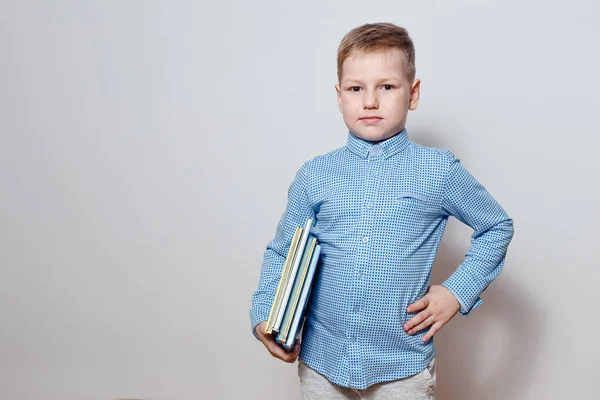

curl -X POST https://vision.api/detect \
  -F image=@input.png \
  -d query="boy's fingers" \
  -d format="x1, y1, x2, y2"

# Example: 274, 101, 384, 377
259, 331, 301, 362
407, 315, 435, 335
404, 309, 431, 331
269, 345, 286, 359
267, 340, 295, 362
422, 322, 442, 342
288, 343, 301, 363
407, 296, 429, 312
277, 342, 301, 363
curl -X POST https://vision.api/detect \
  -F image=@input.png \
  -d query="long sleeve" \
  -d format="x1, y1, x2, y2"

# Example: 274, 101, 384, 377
440, 151, 514, 316
249, 163, 315, 340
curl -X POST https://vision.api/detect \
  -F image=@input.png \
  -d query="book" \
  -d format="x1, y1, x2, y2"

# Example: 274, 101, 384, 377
273, 217, 314, 332
276, 235, 317, 346
264, 226, 302, 335
282, 242, 321, 351
263, 217, 321, 351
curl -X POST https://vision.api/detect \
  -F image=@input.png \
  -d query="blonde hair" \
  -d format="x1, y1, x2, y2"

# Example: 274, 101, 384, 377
337, 22, 416, 84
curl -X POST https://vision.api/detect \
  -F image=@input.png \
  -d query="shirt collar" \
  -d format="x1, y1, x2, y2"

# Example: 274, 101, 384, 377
346, 128, 410, 159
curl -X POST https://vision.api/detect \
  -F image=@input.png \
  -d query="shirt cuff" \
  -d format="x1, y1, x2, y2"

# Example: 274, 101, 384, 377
441, 267, 485, 316
250, 305, 270, 341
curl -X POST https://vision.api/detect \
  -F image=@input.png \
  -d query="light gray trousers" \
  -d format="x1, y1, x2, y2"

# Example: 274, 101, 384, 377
297, 357, 436, 400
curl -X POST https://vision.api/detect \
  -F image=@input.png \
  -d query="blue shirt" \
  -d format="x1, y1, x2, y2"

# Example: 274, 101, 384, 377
250, 128, 514, 390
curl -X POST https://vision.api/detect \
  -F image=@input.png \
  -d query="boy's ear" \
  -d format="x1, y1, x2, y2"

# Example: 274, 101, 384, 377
409, 79, 421, 111
335, 84, 343, 113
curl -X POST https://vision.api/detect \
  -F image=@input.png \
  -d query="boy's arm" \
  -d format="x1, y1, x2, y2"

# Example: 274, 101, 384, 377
250, 162, 315, 340
439, 151, 515, 316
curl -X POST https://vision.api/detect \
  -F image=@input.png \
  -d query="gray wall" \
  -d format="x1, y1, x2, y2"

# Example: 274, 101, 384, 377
1, 1, 598, 399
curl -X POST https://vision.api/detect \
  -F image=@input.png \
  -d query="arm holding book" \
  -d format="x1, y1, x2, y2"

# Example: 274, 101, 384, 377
250, 163, 315, 360
254, 321, 300, 363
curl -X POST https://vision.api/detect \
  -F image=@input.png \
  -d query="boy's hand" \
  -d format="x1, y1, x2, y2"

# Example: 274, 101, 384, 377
254, 321, 301, 363
403, 285, 461, 342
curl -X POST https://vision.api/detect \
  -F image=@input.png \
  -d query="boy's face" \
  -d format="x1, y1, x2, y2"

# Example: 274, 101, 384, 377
335, 48, 420, 142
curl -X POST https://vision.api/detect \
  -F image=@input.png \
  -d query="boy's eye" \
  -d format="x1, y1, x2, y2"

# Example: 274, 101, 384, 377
348, 85, 395, 91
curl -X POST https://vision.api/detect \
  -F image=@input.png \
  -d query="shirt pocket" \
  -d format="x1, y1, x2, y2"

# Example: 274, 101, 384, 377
396, 191, 428, 205
393, 191, 432, 238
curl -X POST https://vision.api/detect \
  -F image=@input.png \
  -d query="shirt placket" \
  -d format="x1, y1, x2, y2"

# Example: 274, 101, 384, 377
348, 144, 382, 388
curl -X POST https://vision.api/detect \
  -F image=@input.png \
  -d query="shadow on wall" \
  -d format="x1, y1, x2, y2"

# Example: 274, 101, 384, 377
430, 239, 541, 400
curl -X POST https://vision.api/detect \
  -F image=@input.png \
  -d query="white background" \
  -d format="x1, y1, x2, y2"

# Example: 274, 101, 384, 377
1, 1, 599, 399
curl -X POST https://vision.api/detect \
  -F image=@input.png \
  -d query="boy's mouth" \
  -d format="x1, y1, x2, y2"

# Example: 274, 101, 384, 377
360, 117, 383, 124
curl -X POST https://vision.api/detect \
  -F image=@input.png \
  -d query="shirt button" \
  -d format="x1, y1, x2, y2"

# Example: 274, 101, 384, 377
354, 305, 360, 312
362, 237, 369, 242
366, 203, 372, 208
357, 272, 362, 279
351, 336, 357, 343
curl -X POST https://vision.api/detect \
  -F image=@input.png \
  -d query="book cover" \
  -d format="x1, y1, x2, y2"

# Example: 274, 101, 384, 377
265, 226, 302, 334
277, 236, 317, 345
273, 217, 314, 332
283, 243, 321, 351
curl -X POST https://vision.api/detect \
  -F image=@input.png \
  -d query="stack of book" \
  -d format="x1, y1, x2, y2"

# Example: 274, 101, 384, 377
263, 217, 321, 352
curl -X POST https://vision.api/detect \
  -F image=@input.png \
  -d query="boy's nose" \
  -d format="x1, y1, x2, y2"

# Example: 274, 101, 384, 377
363, 98, 379, 109
363, 92, 379, 109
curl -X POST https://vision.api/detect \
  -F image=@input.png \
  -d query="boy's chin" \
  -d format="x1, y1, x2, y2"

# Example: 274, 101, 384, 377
351, 129, 395, 143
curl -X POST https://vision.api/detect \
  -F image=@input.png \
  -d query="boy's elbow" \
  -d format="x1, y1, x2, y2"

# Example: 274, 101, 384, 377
507, 217, 514, 235
482, 216, 514, 245
501, 217, 514, 243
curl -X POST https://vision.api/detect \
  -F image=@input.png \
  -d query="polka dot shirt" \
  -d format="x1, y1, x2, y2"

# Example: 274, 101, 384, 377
250, 128, 514, 390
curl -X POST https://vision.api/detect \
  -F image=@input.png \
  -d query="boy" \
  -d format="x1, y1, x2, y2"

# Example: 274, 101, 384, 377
250, 22, 514, 399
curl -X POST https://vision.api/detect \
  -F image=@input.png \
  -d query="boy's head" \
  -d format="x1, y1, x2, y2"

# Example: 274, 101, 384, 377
335, 23, 420, 143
